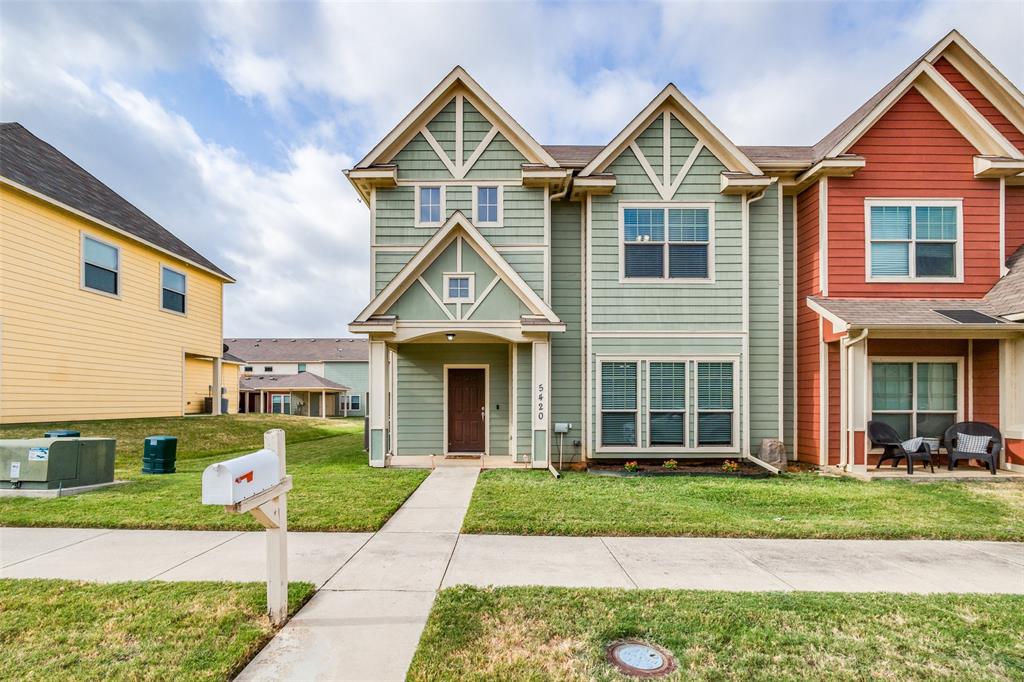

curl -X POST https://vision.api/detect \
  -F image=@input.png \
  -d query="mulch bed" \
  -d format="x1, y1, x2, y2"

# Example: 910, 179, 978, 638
588, 459, 773, 478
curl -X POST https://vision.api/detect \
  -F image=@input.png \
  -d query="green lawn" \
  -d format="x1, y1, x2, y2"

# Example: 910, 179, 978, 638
0, 413, 350, 467
0, 418, 429, 531
409, 586, 1024, 681
462, 470, 1024, 540
0, 579, 313, 681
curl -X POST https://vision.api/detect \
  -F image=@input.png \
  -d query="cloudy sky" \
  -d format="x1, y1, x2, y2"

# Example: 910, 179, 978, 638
2, 1, 1021, 337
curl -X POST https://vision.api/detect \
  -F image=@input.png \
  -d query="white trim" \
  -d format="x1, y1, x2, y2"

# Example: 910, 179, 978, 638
864, 198, 965, 283
968, 338, 974, 420
819, 328, 828, 466
80, 231, 121, 299
668, 142, 704, 199
471, 184, 504, 227
805, 298, 850, 334
159, 263, 188, 316
463, 276, 499, 319
579, 85, 761, 176
369, 187, 378, 290
413, 184, 446, 228
462, 126, 500, 177
510, 342, 518, 459
867, 357, 965, 444
584, 195, 593, 458
590, 331, 744, 338
792, 194, 799, 459
417, 276, 456, 320
777, 181, 785, 441
5, 178, 232, 283
371, 245, 422, 252
419, 125, 458, 176
442, 272, 476, 304
934, 32, 1024, 136
455, 94, 464, 174
818, 178, 828, 297
617, 201, 716, 284
395, 177, 520, 187
443, 363, 490, 455
543, 185, 551, 304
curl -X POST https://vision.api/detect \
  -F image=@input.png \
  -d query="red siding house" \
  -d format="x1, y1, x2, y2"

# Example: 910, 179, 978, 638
779, 31, 1024, 472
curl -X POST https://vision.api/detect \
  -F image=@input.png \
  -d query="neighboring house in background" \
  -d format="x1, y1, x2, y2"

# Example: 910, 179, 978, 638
222, 338, 368, 417
347, 30, 1023, 470
0, 123, 239, 424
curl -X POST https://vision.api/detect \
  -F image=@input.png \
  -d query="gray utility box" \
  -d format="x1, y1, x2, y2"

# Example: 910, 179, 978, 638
0, 437, 116, 490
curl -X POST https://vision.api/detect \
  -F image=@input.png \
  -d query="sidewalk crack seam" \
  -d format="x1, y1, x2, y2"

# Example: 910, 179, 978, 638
1, 528, 115, 569
149, 531, 246, 580
600, 537, 638, 589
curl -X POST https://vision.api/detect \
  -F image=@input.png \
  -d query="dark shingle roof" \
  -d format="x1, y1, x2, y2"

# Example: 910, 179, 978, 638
738, 145, 816, 165
542, 145, 603, 167
986, 245, 1024, 318
239, 372, 350, 391
225, 338, 368, 363
0, 122, 231, 280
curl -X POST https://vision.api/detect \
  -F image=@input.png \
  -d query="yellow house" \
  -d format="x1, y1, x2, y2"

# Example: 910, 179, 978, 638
0, 122, 239, 424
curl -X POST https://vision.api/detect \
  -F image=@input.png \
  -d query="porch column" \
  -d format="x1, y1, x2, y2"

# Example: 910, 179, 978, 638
368, 340, 388, 467
530, 339, 550, 469
212, 357, 222, 415
343, 393, 348, 418
847, 339, 869, 473
259, 390, 265, 414
321, 390, 326, 418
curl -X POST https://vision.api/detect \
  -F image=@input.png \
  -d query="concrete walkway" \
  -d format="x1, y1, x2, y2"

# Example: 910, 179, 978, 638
3, 468, 1023, 680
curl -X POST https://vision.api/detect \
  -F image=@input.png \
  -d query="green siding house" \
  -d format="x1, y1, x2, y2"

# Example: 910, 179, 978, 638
348, 68, 787, 468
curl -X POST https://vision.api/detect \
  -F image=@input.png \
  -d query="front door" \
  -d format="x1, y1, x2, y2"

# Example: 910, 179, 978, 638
447, 368, 486, 453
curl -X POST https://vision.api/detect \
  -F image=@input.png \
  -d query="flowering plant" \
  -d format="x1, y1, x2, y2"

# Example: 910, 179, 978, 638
662, 459, 678, 470
722, 459, 739, 473
623, 461, 639, 472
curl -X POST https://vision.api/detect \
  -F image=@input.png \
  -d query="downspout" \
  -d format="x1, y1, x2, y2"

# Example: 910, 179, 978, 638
840, 328, 868, 470
743, 185, 772, 460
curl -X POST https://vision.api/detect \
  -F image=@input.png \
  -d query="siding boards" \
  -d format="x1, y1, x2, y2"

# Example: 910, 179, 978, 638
1007, 186, 1024, 259
375, 251, 415, 295
425, 99, 457, 162
323, 361, 369, 417
395, 343, 509, 456
933, 57, 1024, 151
465, 133, 525, 180
796, 183, 821, 463
501, 251, 545, 299
749, 187, 782, 449
392, 133, 452, 180
782, 194, 795, 454
550, 201, 583, 462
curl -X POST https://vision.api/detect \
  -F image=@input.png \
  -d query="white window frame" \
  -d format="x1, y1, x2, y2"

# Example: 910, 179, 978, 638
595, 355, 739, 455
868, 356, 965, 446
471, 185, 503, 226
442, 272, 476, 303
349, 394, 361, 411
618, 202, 716, 284
80, 232, 121, 298
159, 264, 188, 315
864, 198, 964, 283
264, 366, 273, 373
244, 366, 253, 373
414, 184, 446, 227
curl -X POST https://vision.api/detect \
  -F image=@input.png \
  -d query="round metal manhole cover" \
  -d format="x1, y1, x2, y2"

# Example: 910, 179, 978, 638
606, 640, 677, 677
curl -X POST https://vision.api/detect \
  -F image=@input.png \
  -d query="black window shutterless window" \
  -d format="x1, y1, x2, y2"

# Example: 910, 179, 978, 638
161, 266, 186, 314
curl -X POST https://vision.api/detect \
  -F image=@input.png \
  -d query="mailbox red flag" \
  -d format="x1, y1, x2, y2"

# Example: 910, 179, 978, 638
235, 470, 254, 484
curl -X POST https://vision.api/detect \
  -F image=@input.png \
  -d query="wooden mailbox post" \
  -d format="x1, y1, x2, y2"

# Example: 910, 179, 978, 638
201, 428, 292, 625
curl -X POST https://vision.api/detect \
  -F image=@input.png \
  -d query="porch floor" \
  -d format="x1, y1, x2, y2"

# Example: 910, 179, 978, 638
822, 465, 1024, 482
386, 454, 530, 470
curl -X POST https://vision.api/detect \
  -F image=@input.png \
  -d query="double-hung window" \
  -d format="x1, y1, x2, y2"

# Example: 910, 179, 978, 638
600, 362, 638, 446
649, 362, 686, 446
82, 235, 119, 295
350, 394, 361, 411
621, 204, 712, 281
871, 360, 959, 440
867, 200, 961, 280
416, 186, 443, 226
474, 186, 501, 225
160, 266, 186, 314
696, 362, 734, 446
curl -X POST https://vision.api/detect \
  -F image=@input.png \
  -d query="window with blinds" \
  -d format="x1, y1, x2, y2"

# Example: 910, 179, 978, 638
622, 206, 711, 280
601, 362, 637, 446
649, 362, 686, 445
697, 362, 734, 446
868, 201, 959, 280
871, 361, 959, 440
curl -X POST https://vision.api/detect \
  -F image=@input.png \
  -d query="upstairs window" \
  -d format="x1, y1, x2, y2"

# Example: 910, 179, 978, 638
867, 200, 961, 281
621, 205, 712, 281
298, 363, 307, 373
474, 186, 502, 225
82, 235, 119, 295
244, 366, 253, 373
160, 266, 186, 314
264, 366, 273, 372
416, 186, 443, 226
443, 273, 475, 303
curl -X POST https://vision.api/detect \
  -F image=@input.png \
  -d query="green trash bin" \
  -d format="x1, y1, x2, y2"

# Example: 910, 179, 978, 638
44, 430, 80, 438
142, 435, 177, 474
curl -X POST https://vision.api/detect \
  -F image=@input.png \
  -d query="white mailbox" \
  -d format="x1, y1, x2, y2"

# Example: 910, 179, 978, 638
202, 449, 281, 506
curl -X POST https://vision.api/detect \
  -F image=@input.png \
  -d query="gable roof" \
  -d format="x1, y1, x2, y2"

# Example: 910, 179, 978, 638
239, 372, 351, 392
578, 84, 762, 177
812, 30, 1023, 162
0, 122, 232, 281
985, 245, 1024, 319
354, 211, 560, 325
354, 66, 558, 171
224, 338, 368, 363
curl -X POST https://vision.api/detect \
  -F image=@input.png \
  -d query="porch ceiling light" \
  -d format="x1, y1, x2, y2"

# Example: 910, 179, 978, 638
446, 333, 456, 342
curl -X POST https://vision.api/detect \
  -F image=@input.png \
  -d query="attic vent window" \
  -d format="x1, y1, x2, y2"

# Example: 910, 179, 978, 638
934, 309, 1003, 324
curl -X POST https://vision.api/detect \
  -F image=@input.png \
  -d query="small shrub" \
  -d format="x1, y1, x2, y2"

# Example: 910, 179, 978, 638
662, 459, 678, 470
722, 459, 739, 473
623, 461, 639, 472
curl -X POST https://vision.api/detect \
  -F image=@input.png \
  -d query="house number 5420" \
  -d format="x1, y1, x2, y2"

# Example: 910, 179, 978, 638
536, 383, 544, 421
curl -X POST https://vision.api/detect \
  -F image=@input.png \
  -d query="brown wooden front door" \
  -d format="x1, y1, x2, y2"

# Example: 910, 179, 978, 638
447, 368, 486, 452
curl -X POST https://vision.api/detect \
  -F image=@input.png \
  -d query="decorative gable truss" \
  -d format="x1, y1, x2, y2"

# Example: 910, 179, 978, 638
576, 84, 768, 198
346, 67, 566, 201
351, 211, 563, 338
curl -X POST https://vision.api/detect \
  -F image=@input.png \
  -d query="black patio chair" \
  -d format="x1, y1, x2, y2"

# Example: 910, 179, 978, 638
943, 422, 1001, 475
867, 421, 934, 474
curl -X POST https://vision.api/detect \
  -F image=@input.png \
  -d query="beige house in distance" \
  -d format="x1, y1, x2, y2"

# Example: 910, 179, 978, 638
0, 123, 238, 424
